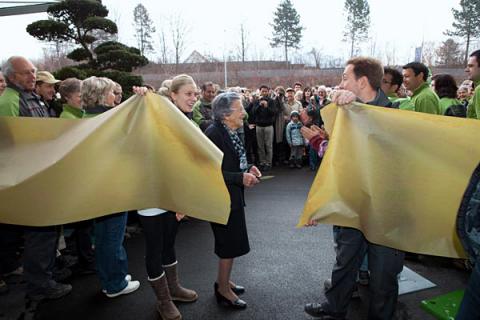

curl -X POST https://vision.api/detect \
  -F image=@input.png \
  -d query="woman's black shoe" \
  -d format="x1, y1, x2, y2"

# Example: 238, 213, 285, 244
214, 284, 247, 309
214, 282, 245, 295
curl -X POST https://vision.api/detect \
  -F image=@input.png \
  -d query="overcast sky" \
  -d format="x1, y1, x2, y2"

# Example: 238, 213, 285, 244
0, 0, 472, 65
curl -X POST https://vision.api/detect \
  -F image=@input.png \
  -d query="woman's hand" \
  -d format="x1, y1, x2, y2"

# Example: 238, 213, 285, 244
175, 212, 185, 221
132, 86, 148, 96
310, 125, 329, 140
304, 219, 318, 227
243, 172, 259, 187
301, 126, 317, 141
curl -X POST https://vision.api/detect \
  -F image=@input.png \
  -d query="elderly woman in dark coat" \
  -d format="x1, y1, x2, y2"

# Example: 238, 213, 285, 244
205, 92, 261, 309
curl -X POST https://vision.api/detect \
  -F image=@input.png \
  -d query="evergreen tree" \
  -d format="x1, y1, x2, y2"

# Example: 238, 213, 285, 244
270, 0, 303, 65
133, 3, 156, 56
26, 0, 148, 96
343, 0, 370, 58
445, 0, 480, 65
436, 38, 463, 67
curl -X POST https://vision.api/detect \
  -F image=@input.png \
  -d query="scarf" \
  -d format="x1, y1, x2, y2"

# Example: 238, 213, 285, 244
222, 123, 248, 172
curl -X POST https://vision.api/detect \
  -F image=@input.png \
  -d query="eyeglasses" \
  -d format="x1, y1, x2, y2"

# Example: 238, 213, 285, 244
382, 79, 392, 84
114, 92, 122, 96
15, 69, 37, 76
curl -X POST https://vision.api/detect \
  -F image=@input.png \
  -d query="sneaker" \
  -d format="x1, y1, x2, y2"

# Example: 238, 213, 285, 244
324, 278, 360, 299
0, 279, 9, 295
105, 280, 140, 298
304, 303, 346, 319
53, 267, 72, 282
28, 282, 72, 301
358, 270, 369, 286
3, 266, 23, 277
102, 275, 132, 293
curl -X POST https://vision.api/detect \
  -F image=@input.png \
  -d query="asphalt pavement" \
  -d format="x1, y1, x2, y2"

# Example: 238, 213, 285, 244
0, 166, 470, 320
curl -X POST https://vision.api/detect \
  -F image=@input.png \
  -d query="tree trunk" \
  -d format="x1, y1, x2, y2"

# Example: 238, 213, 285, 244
285, 40, 288, 69
350, 39, 354, 58
464, 33, 471, 66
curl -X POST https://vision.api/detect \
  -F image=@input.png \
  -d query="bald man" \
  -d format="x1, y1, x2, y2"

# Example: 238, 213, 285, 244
0, 56, 72, 301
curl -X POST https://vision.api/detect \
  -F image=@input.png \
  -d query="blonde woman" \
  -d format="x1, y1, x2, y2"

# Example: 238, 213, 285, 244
138, 74, 199, 320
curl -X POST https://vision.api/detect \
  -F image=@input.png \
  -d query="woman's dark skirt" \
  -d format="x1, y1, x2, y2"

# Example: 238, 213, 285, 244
210, 207, 250, 259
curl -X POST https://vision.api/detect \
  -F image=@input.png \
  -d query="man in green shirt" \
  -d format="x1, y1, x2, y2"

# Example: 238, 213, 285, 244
402, 62, 440, 114
192, 81, 216, 131
465, 50, 480, 119
0, 56, 72, 301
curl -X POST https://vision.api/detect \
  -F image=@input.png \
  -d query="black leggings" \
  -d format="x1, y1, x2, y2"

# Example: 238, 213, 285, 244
138, 211, 179, 279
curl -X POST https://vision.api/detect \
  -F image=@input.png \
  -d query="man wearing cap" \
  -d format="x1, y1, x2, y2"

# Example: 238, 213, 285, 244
286, 87, 302, 113
35, 71, 62, 117
0, 56, 72, 301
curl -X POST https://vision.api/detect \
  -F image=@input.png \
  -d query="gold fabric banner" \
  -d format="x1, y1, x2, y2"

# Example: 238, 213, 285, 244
298, 103, 480, 258
0, 93, 230, 226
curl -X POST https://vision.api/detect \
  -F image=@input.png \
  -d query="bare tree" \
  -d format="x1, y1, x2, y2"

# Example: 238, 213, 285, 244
384, 42, 397, 66
170, 14, 189, 68
421, 41, 437, 67
435, 38, 463, 67
237, 23, 249, 63
309, 47, 322, 69
157, 27, 170, 64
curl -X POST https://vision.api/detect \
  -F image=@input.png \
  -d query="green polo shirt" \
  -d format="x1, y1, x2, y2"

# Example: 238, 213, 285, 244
410, 82, 440, 114
467, 79, 480, 119
59, 104, 84, 119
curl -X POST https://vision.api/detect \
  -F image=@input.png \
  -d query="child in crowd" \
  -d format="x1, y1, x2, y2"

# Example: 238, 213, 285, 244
285, 111, 305, 169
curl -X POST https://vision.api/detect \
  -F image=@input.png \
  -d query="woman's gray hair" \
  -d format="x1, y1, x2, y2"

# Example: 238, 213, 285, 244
58, 78, 82, 101
212, 92, 241, 121
81, 76, 116, 109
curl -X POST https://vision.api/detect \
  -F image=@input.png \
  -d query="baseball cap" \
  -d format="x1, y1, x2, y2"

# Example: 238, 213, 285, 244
36, 71, 61, 84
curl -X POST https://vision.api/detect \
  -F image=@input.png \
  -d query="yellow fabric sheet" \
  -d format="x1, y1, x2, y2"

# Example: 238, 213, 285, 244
298, 103, 480, 258
0, 93, 230, 226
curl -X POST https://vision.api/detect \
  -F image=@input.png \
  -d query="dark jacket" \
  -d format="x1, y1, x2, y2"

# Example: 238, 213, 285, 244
457, 162, 480, 263
250, 97, 275, 127
205, 121, 245, 210
83, 105, 112, 117
367, 89, 393, 108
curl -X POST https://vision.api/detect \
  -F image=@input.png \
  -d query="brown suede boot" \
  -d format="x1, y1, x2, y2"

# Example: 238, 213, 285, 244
164, 263, 198, 302
149, 275, 182, 320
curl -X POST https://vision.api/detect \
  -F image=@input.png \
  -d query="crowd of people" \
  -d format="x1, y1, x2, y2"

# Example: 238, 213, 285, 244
0, 51, 480, 320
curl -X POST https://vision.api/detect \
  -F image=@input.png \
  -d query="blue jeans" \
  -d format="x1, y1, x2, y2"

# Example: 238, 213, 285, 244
456, 259, 480, 320
94, 213, 128, 294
